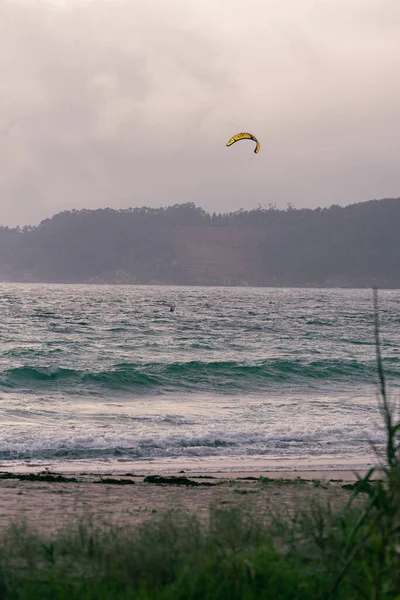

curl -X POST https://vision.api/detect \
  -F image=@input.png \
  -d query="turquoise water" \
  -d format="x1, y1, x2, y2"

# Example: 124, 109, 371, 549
0, 284, 399, 472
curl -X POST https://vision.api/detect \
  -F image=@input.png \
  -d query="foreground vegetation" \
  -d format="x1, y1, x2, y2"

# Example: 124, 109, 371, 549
0, 477, 397, 600
0, 291, 398, 599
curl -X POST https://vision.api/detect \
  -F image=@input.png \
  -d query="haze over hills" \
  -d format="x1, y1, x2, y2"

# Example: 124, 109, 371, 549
0, 198, 399, 288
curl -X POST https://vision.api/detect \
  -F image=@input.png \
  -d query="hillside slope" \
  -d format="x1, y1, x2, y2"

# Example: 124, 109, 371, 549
1, 198, 399, 287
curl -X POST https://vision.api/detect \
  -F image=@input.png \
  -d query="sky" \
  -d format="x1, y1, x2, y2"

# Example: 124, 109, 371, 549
0, 0, 399, 226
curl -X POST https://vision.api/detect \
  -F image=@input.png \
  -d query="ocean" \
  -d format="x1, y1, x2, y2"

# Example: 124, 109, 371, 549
0, 284, 399, 474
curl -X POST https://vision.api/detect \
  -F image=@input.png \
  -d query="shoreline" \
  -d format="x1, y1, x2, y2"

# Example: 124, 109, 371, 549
0, 454, 381, 533
0, 468, 372, 483
0, 453, 378, 478
0, 463, 376, 533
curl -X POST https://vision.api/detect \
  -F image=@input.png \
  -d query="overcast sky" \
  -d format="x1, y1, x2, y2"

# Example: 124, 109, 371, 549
0, 0, 399, 226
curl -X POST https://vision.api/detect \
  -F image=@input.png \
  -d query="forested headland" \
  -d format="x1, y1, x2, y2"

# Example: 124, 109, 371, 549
1, 198, 399, 287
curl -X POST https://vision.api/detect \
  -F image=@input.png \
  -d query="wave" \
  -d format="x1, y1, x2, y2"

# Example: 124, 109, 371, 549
0, 427, 383, 462
1, 357, 400, 394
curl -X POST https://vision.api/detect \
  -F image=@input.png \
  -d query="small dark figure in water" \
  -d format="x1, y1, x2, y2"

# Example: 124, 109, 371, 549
170, 305, 175, 313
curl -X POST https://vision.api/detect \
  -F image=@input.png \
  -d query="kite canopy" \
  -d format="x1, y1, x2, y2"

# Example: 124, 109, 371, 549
226, 132, 260, 154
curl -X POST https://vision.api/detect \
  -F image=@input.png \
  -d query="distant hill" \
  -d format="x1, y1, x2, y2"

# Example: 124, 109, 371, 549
1, 198, 400, 287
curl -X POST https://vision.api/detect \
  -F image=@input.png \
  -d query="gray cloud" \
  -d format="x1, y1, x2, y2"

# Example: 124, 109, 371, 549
0, 0, 399, 225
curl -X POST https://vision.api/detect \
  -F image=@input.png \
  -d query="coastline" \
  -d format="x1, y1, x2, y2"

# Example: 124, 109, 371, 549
0, 452, 378, 476
0, 460, 376, 533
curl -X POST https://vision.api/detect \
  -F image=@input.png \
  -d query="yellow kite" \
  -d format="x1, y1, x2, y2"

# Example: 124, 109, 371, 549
226, 132, 260, 154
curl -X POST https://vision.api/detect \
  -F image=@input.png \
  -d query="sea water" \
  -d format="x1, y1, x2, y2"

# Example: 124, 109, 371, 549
0, 284, 399, 473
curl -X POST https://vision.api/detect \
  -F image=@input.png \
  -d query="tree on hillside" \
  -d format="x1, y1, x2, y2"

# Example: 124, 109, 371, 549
0, 198, 399, 287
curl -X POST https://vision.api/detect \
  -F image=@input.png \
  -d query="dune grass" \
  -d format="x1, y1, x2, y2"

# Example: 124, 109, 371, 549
0, 506, 365, 600
0, 491, 396, 600
0, 289, 398, 599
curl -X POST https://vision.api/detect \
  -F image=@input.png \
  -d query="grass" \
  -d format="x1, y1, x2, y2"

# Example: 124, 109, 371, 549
0, 288, 398, 599
0, 507, 361, 600
323, 288, 400, 599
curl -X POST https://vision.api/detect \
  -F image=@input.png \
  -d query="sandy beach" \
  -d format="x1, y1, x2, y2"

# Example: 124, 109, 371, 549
0, 467, 369, 534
